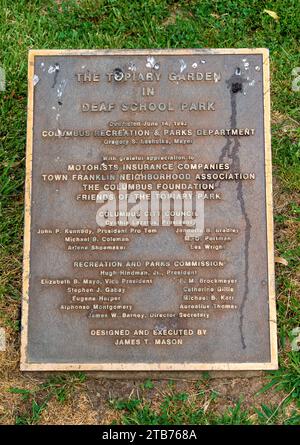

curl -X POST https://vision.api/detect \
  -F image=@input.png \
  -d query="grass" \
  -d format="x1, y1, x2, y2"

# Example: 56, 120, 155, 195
0, 0, 299, 425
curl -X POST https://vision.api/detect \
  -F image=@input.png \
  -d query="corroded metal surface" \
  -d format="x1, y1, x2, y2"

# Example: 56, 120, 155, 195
21, 49, 277, 371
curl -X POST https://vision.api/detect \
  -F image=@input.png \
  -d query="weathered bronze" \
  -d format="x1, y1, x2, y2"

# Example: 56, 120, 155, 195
21, 49, 277, 371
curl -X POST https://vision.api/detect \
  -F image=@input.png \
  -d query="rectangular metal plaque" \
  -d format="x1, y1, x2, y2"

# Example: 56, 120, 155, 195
21, 49, 277, 371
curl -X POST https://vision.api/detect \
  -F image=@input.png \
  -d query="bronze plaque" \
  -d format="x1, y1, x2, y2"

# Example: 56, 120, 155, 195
21, 49, 277, 371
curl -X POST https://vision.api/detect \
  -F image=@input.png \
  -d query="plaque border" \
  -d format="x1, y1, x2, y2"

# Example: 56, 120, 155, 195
21, 49, 277, 371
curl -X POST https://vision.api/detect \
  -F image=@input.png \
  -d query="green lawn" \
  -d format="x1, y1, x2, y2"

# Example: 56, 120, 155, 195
0, 0, 299, 425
